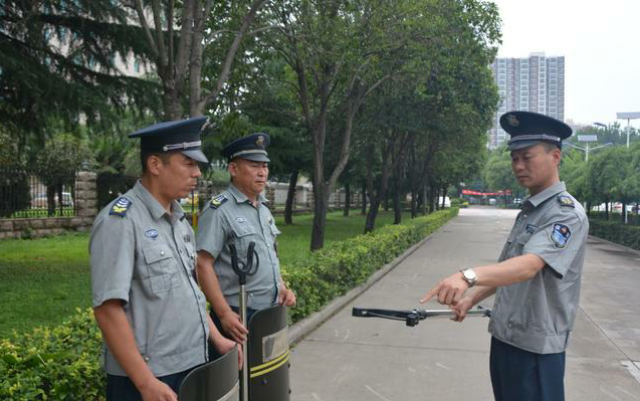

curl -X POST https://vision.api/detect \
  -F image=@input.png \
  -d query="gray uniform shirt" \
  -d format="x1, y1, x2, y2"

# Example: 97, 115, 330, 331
90, 181, 209, 376
488, 181, 589, 354
196, 184, 282, 310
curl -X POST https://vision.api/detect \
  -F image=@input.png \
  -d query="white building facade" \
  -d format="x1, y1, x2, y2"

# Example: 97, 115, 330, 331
489, 53, 565, 149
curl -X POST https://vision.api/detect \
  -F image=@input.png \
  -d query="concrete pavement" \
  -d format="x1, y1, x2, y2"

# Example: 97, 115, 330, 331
289, 207, 640, 401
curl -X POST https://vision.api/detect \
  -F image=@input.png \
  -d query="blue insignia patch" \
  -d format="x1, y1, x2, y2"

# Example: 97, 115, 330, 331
526, 224, 537, 234
109, 197, 132, 217
144, 229, 158, 239
211, 194, 228, 209
550, 223, 571, 248
557, 195, 575, 208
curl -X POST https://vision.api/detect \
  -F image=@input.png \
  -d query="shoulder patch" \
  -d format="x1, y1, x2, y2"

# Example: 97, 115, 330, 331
210, 194, 228, 209
550, 223, 572, 248
557, 195, 575, 208
109, 197, 132, 217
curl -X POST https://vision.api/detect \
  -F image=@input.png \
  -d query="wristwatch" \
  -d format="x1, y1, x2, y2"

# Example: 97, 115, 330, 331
460, 268, 477, 287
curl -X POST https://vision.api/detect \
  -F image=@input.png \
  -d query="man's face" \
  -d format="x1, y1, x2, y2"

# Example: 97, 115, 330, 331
510, 143, 560, 193
156, 152, 201, 200
229, 158, 269, 198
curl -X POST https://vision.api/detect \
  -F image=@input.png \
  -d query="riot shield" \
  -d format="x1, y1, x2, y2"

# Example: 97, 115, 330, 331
247, 305, 290, 401
179, 346, 240, 401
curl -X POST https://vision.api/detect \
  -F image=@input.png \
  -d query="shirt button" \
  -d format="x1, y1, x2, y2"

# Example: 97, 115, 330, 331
144, 356, 150, 362
507, 322, 513, 328
160, 251, 165, 256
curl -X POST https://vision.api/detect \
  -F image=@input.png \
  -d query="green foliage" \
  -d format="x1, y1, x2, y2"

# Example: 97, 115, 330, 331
283, 208, 459, 322
0, 308, 105, 401
35, 134, 93, 188
590, 219, 640, 251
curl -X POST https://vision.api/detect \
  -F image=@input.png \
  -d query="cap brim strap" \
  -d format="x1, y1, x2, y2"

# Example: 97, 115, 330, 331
162, 140, 202, 151
508, 134, 561, 144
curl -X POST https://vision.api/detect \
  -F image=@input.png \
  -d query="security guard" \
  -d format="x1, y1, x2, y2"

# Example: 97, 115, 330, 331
420, 111, 589, 401
196, 133, 296, 347
90, 117, 239, 401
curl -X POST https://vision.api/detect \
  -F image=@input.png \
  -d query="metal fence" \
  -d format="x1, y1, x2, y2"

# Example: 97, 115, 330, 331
0, 169, 78, 219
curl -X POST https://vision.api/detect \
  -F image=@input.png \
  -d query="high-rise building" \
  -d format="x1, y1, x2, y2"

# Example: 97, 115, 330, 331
488, 52, 565, 149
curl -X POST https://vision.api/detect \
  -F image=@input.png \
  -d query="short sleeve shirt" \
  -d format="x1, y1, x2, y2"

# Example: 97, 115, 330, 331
196, 184, 282, 310
488, 181, 589, 354
90, 181, 209, 376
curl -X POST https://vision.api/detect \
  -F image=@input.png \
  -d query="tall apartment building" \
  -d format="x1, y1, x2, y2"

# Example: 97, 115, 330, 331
488, 52, 565, 149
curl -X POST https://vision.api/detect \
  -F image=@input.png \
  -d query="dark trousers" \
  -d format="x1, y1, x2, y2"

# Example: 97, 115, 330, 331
490, 336, 566, 401
106, 368, 194, 401
209, 306, 258, 361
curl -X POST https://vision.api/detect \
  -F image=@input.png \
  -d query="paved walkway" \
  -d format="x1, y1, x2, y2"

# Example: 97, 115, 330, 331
290, 207, 640, 401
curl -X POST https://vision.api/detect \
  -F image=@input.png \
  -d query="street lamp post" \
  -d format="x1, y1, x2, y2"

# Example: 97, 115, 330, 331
564, 142, 612, 162
616, 112, 640, 148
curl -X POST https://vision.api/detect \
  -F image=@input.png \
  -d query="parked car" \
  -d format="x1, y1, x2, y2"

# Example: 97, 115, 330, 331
31, 192, 74, 208
180, 192, 199, 207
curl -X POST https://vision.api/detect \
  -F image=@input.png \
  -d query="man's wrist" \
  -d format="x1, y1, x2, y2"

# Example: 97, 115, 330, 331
460, 268, 477, 287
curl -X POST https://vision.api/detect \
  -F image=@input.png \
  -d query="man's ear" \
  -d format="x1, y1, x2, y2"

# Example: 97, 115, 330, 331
146, 155, 163, 176
553, 148, 562, 165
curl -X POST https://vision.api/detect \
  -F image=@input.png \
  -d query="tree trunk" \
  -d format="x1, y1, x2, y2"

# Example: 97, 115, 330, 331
284, 170, 298, 225
57, 184, 64, 216
310, 182, 328, 251
343, 182, 351, 217
411, 188, 417, 218
365, 197, 382, 233
361, 180, 367, 215
441, 186, 447, 209
46, 185, 56, 217
393, 177, 402, 224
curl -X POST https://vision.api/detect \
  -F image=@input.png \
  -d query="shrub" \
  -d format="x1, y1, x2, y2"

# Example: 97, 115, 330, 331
0, 308, 105, 401
283, 208, 459, 322
589, 219, 640, 251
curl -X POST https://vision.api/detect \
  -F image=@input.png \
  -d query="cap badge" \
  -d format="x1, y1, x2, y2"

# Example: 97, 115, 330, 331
256, 135, 265, 147
507, 114, 520, 127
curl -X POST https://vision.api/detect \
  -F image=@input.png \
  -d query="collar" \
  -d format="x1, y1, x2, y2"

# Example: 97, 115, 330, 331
133, 180, 185, 221
522, 181, 566, 210
228, 183, 268, 205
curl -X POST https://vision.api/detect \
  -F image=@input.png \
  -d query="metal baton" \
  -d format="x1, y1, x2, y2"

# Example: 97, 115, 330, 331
352, 305, 491, 327
229, 242, 259, 401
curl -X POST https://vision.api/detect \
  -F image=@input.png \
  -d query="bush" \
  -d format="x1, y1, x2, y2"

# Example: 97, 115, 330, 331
283, 208, 459, 322
589, 219, 640, 251
0, 308, 105, 401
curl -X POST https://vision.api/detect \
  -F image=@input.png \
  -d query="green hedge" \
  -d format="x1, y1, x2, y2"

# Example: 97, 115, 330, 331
589, 219, 640, 251
283, 208, 459, 322
0, 208, 458, 399
0, 308, 104, 400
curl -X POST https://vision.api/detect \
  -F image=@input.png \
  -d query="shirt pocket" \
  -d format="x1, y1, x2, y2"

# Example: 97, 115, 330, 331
142, 244, 180, 294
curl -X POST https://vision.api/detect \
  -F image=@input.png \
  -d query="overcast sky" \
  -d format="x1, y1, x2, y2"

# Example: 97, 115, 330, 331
491, 0, 640, 127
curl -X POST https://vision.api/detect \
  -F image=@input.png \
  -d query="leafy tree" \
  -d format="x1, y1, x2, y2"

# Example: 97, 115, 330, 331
129, 0, 268, 118
35, 134, 93, 216
0, 0, 160, 149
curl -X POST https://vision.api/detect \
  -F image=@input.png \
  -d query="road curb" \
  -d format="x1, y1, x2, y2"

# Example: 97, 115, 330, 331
288, 220, 454, 346
588, 235, 640, 256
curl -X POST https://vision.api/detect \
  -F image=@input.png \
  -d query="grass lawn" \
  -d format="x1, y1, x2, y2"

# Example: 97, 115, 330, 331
0, 210, 411, 338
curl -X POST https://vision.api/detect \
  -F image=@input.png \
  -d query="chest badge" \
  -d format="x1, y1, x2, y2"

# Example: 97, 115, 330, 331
550, 223, 571, 248
144, 229, 159, 239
